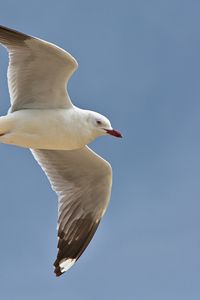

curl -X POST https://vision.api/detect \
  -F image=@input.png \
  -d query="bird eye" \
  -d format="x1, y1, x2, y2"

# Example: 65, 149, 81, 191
96, 120, 102, 125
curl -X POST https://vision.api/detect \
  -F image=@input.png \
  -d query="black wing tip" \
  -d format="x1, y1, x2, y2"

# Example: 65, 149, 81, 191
0, 24, 32, 43
53, 257, 76, 277
53, 215, 101, 277
54, 258, 64, 277
54, 259, 63, 277
54, 267, 63, 277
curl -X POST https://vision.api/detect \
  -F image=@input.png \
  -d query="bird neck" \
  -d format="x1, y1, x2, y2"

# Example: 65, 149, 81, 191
70, 107, 97, 145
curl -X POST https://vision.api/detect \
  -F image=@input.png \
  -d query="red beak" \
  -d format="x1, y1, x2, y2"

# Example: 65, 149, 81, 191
105, 129, 122, 138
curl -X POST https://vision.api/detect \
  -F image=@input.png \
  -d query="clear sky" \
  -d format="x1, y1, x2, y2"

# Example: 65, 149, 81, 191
0, 0, 200, 299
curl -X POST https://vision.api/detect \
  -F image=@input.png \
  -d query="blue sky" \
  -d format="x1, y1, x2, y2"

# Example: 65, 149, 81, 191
0, 0, 200, 299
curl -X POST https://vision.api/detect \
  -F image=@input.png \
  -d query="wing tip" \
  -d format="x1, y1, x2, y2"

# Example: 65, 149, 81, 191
54, 214, 101, 276
0, 25, 31, 45
54, 257, 76, 277
54, 267, 63, 277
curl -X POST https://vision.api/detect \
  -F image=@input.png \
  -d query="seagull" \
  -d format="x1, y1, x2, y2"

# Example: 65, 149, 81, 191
0, 25, 122, 276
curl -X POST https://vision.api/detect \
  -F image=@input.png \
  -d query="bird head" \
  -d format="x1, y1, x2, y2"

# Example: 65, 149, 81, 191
87, 111, 122, 138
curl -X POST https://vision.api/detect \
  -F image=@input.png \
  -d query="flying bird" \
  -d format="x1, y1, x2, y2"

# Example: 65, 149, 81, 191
0, 25, 122, 276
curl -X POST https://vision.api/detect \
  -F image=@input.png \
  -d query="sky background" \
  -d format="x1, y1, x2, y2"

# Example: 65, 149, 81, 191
0, 0, 200, 299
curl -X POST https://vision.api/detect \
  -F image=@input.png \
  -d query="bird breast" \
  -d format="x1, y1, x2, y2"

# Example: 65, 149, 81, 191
0, 109, 89, 150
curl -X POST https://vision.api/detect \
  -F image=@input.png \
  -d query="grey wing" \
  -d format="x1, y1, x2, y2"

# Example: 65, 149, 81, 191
0, 25, 78, 111
31, 146, 112, 276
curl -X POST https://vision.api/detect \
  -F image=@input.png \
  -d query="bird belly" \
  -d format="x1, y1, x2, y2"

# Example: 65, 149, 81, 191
0, 110, 85, 150
0, 132, 79, 150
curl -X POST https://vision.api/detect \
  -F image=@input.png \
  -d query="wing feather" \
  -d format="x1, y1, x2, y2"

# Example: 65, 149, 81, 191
0, 25, 78, 111
31, 147, 112, 276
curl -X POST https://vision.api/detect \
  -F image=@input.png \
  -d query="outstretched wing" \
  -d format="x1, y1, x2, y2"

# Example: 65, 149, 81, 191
31, 146, 112, 276
0, 25, 78, 111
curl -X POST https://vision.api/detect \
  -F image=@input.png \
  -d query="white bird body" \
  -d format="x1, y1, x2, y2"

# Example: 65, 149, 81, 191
0, 108, 99, 150
0, 25, 122, 276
